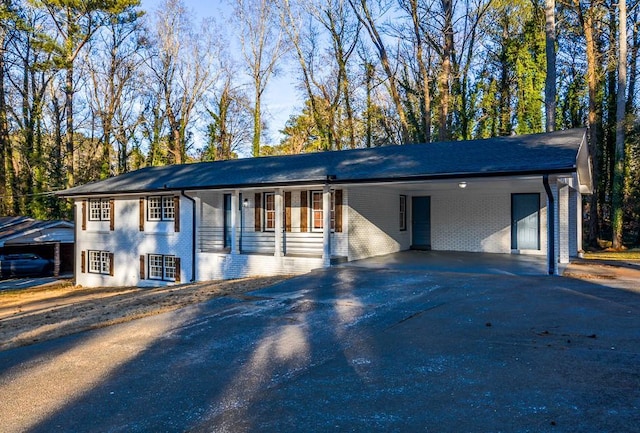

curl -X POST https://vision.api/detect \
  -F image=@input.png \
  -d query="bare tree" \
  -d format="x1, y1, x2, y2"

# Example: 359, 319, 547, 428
85, 8, 143, 177
235, 0, 287, 157
201, 73, 252, 161
348, 0, 411, 143
32, 0, 140, 187
145, 0, 221, 164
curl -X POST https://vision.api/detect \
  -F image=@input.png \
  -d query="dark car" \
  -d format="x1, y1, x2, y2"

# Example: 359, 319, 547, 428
0, 253, 53, 279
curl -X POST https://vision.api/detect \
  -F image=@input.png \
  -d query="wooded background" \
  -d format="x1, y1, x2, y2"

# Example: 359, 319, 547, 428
0, 0, 638, 249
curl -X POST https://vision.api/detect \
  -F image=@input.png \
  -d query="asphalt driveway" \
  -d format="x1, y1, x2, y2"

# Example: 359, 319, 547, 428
0, 267, 638, 432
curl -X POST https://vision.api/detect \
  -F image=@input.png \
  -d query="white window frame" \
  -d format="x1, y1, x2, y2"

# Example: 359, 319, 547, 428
88, 250, 111, 274
263, 192, 275, 231
310, 191, 335, 232
89, 199, 110, 221
399, 195, 407, 231
147, 196, 174, 221
148, 254, 177, 281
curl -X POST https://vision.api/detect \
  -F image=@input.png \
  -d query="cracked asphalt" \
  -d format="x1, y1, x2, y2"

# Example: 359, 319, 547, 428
0, 266, 639, 432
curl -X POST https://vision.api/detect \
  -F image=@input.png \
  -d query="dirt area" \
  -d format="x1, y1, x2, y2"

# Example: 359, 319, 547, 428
563, 258, 640, 282
0, 276, 290, 351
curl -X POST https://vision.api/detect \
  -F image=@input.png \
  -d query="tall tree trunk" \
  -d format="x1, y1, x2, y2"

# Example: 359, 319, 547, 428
575, 1, 602, 247
544, 0, 556, 132
612, 0, 627, 249
252, 88, 261, 156
626, 9, 638, 114
410, 0, 431, 143
64, 7, 75, 188
438, 0, 453, 142
0, 27, 13, 215
498, 12, 512, 136
365, 62, 373, 148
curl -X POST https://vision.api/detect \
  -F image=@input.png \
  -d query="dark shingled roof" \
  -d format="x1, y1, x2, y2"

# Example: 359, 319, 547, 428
59, 128, 587, 197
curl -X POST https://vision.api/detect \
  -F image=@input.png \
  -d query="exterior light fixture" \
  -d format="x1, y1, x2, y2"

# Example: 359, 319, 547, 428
458, 181, 467, 189
243, 198, 250, 208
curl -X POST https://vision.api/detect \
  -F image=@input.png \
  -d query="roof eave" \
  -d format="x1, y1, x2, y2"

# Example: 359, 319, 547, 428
58, 167, 577, 197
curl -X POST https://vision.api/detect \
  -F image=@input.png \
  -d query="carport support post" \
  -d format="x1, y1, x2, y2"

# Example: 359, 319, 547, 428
322, 186, 332, 267
53, 242, 60, 277
231, 191, 239, 254
543, 175, 558, 275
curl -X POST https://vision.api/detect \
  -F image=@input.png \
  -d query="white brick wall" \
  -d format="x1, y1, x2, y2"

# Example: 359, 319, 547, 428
75, 195, 194, 288
197, 252, 323, 281
74, 179, 580, 287
431, 185, 548, 255
346, 182, 550, 258
432, 191, 510, 253
347, 186, 410, 261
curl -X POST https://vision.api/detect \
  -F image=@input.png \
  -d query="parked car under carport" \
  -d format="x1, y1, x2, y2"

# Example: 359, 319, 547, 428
0, 253, 53, 279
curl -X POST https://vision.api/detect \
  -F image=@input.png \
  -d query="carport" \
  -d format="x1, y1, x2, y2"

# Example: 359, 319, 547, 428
343, 250, 551, 275
0, 217, 74, 276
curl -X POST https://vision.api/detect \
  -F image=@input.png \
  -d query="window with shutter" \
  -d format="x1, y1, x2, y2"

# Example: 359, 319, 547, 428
310, 190, 338, 231
148, 254, 179, 282
109, 253, 114, 276
109, 199, 115, 231
300, 191, 308, 232
173, 196, 180, 232
82, 200, 87, 230
284, 191, 292, 232
175, 257, 181, 282
140, 255, 146, 279
139, 198, 145, 231
87, 250, 112, 275
254, 193, 262, 231
335, 189, 343, 232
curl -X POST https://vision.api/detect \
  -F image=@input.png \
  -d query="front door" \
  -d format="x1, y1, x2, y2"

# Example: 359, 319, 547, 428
511, 193, 540, 250
412, 196, 431, 250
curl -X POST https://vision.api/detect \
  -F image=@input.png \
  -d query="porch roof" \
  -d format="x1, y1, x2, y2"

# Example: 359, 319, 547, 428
59, 128, 589, 197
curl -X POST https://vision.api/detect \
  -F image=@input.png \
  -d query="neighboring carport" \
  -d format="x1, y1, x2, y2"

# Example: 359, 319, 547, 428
0, 217, 74, 276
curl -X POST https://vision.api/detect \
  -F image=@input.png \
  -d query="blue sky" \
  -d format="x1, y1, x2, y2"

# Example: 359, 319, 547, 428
140, 0, 301, 149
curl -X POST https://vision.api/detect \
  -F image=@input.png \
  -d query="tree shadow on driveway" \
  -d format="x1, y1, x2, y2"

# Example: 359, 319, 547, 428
1, 267, 639, 432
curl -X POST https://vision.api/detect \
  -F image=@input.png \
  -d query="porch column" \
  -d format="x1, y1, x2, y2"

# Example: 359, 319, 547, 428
543, 175, 559, 275
231, 190, 239, 254
53, 242, 60, 277
558, 184, 570, 264
322, 186, 331, 267
568, 187, 579, 258
575, 190, 583, 256
275, 189, 283, 257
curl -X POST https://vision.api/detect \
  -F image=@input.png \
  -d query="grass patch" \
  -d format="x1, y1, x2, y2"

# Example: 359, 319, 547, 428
583, 250, 640, 261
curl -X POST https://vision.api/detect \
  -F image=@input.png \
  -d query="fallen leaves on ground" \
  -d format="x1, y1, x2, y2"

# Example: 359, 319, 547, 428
0, 276, 290, 351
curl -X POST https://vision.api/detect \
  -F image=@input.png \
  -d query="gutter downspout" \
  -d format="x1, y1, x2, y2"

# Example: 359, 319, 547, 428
543, 175, 556, 275
181, 191, 197, 282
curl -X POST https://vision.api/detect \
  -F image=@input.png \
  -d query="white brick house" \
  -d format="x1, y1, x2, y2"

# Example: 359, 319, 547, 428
60, 129, 592, 287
